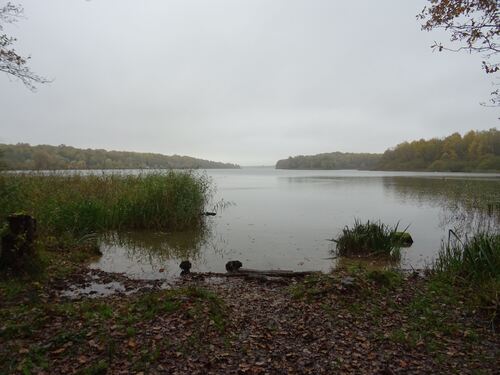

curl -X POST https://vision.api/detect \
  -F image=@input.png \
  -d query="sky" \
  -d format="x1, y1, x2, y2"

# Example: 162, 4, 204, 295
0, 0, 498, 166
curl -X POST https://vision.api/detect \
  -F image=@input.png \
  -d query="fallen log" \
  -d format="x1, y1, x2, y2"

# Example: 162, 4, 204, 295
243, 274, 290, 284
226, 269, 319, 278
218, 261, 320, 278
182, 271, 321, 282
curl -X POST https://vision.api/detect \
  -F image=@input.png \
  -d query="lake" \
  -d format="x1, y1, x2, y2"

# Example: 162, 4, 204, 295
90, 168, 500, 279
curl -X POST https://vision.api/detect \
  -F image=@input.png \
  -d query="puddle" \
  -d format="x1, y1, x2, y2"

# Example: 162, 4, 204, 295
59, 268, 178, 299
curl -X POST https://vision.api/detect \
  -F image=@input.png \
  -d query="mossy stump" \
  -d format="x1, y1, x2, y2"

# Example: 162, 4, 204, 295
0, 214, 37, 271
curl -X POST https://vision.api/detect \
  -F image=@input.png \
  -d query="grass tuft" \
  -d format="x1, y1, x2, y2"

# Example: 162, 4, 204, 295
367, 269, 403, 288
332, 219, 407, 260
434, 232, 500, 284
433, 232, 500, 324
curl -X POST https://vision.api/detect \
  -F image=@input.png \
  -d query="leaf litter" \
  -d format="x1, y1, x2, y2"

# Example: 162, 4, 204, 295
0, 268, 498, 374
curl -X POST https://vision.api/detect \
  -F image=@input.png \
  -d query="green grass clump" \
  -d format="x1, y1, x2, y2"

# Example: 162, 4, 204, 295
367, 269, 403, 288
332, 219, 406, 260
433, 232, 500, 322
0, 171, 211, 239
434, 232, 500, 284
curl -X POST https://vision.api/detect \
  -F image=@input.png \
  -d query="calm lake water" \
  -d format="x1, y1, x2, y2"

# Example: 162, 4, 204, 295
90, 168, 500, 279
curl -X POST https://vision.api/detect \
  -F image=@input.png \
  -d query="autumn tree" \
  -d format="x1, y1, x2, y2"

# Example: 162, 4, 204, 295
0, 2, 47, 90
377, 128, 500, 172
419, 0, 499, 105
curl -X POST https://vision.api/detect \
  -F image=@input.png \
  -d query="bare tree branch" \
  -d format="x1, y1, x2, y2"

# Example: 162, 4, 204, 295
0, 2, 49, 91
419, 0, 499, 106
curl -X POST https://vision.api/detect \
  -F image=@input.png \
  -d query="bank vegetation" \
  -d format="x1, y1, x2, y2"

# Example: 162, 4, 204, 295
0, 143, 239, 170
276, 128, 500, 172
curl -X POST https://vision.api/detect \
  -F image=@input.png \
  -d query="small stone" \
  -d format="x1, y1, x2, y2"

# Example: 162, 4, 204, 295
179, 260, 192, 275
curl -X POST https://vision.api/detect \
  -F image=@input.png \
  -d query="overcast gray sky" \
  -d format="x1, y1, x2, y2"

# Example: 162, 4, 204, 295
0, 0, 498, 165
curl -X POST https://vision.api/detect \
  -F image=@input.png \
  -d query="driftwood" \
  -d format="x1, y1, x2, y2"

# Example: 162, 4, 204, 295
184, 270, 320, 284
225, 268, 319, 278
243, 274, 290, 284
179, 260, 318, 279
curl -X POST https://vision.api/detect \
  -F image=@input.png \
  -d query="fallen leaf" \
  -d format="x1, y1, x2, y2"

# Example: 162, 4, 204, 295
77, 355, 88, 364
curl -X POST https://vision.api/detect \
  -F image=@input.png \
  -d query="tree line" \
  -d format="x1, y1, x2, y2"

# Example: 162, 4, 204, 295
275, 152, 381, 170
0, 143, 239, 170
378, 128, 499, 172
276, 129, 500, 172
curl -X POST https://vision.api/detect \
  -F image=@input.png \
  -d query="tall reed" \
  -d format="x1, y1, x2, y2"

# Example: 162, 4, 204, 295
434, 232, 500, 285
0, 171, 211, 238
433, 232, 500, 323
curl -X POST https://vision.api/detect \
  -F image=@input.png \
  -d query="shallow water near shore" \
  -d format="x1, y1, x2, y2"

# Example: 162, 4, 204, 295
89, 168, 500, 279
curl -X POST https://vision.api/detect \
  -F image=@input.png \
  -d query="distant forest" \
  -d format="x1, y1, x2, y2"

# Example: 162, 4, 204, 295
0, 143, 239, 170
276, 129, 500, 172
275, 152, 381, 170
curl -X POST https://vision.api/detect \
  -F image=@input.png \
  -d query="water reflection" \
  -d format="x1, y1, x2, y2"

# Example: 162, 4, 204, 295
282, 174, 500, 234
101, 229, 209, 262
382, 177, 500, 234
91, 224, 223, 280
280, 176, 384, 187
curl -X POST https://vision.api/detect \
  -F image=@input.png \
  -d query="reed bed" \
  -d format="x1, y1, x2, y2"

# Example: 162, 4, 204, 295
0, 171, 211, 238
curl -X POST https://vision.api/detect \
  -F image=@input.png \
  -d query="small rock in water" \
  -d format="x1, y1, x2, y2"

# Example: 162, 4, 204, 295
392, 232, 413, 246
225, 260, 243, 272
179, 260, 192, 275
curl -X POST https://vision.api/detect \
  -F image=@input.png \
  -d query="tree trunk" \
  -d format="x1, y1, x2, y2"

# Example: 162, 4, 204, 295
0, 214, 37, 269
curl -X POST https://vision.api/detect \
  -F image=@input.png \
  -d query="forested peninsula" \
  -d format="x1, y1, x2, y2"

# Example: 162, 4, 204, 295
0, 143, 239, 170
276, 129, 500, 172
276, 152, 381, 170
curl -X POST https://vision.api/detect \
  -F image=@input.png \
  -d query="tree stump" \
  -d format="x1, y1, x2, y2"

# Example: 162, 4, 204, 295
179, 260, 192, 275
0, 214, 37, 270
225, 260, 243, 272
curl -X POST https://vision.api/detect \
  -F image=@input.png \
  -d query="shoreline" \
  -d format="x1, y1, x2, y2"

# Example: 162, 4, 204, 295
1, 258, 498, 374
